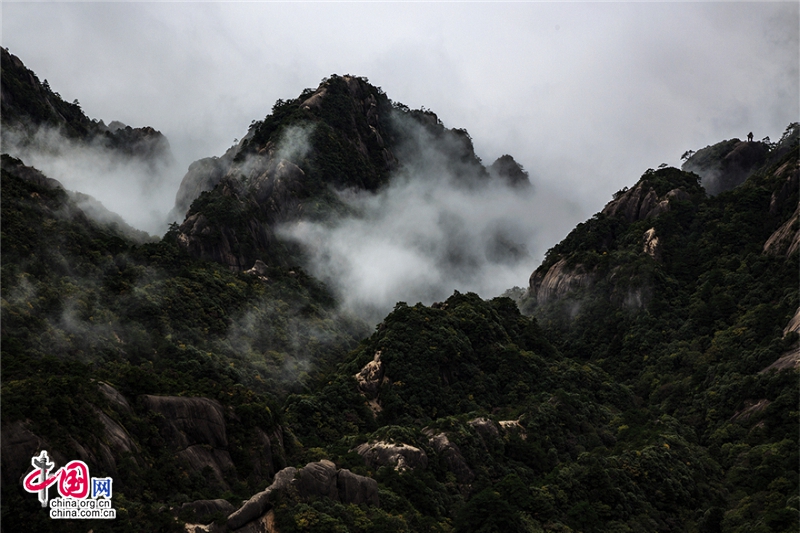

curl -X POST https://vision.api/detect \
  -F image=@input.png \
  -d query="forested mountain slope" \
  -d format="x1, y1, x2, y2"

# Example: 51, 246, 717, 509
1, 48, 173, 164
1, 48, 797, 533
171, 74, 528, 272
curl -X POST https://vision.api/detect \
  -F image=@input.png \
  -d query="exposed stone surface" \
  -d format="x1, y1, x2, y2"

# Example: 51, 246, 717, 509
763, 205, 799, 256
181, 499, 236, 519
767, 160, 799, 218
760, 346, 800, 374
354, 441, 428, 471
226, 461, 378, 531
355, 351, 385, 398
529, 258, 595, 305
354, 351, 386, 415
1, 420, 51, 485
642, 228, 661, 261
468, 417, 499, 440
97, 381, 133, 414
227, 466, 297, 531
423, 430, 474, 484
336, 468, 380, 506
730, 399, 772, 422
499, 419, 527, 440
173, 156, 229, 218
683, 139, 771, 195
177, 446, 236, 487
229, 509, 278, 533
784, 308, 800, 337
141, 395, 228, 450
294, 459, 339, 500
93, 407, 140, 472
602, 184, 691, 224
141, 395, 232, 486
245, 260, 270, 280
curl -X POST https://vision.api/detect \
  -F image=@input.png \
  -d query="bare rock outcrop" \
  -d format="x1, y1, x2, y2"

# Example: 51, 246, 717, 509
354, 441, 428, 471
173, 157, 228, 218
642, 228, 661, 261
227, 466, 297, 531
354, 351, 387, 415
499, 419, 527, 440
1, 420, 52, 486
683, 139, 771, 195
93, 408, 141, 472
97, 381, 133, 414
226, 462, 378, 531
294, 459, 339, 500
468, 417, 500, 440
423, 430, 474, 484
730, 399, 771, 422
760, 347, 800, 374
181, 499, 236, 520
763, 205, 800, 256
529, 258, 595, 305
602, 184, 691, 224
141, 395, 234, 487
336, 468, 380, 506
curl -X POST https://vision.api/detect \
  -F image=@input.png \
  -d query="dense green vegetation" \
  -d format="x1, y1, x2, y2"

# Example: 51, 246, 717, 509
1, 49, 797, 532
1, 154, 366, 532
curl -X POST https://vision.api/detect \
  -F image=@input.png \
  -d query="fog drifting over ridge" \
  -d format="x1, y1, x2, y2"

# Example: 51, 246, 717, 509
2, 2, 797, 309
279, 114, 581, 322
4, 2, 796, 217
4, 125, 182, 236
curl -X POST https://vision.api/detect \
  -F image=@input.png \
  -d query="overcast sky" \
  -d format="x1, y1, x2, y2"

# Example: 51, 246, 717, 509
3, 1, 798, 241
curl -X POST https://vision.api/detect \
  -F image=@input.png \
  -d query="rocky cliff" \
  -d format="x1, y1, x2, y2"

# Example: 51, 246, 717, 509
682, 137, 770, 195
525, 167, 704, 308
171, 74, 532, 272
1, 48, 173, 166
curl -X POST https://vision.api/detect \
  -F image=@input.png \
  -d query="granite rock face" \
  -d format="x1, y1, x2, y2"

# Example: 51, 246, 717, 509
226, 461, 378, 531
354, 441, 428, 471
424, 430, 474, 484
528, 258, 595, 305
141, 395, 234, 487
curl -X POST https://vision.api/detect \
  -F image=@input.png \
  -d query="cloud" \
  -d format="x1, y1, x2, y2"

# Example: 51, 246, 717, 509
2, 1, 795, 292
3, 125, 181, 236
279, 112, 581, 322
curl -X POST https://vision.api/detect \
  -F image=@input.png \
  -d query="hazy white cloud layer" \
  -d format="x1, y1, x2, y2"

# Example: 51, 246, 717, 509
4, 126, 178, 236
3, 2, 798, 298
279, 114, 581, 320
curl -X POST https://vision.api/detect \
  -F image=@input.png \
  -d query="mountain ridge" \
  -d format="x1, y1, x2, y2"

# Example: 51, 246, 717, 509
1, 49, 798, 533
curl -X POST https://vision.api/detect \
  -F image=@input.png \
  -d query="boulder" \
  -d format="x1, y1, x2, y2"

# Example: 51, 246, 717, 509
1, 420, 51, 486
141, 395, 227, 450
227, 462, 378, 531
642, 228, 661, 261
294, 460, 338, 500
499, 419, 527, 440
354, 351, 385, 398
336, 469, 379, 506
181, 499, 236, 519
424, 431, 474, 484
354, 441, 428, 471
141, 395, 232, 487
529, 258, 595, 305
97, 382, 133, 414
227, 467, 297, 531
468, 417, 499, 440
